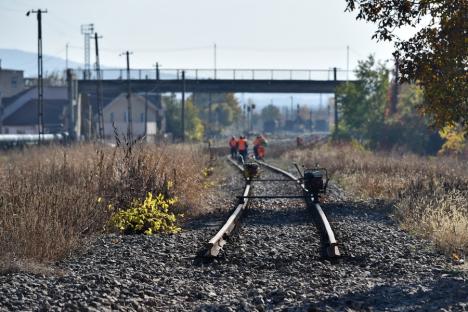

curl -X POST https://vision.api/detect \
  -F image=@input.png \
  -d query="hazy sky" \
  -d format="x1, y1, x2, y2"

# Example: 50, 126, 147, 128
0, 0, 398, 71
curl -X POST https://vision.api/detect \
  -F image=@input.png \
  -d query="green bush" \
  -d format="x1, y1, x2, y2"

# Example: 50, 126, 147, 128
110, 192, 181, 235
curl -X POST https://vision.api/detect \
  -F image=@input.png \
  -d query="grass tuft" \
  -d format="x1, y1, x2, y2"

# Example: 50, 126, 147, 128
283, 142, 468, 255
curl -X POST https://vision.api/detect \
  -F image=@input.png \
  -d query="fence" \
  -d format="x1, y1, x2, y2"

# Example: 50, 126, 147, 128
73, 68, 353, 81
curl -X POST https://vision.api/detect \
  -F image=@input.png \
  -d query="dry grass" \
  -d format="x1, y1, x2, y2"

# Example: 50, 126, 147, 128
282, 142, 468, 256
0, 142, 208, 268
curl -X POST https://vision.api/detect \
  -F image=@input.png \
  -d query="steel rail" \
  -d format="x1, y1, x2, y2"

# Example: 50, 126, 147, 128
204, 156, 251, 257
255, 160, 340, 258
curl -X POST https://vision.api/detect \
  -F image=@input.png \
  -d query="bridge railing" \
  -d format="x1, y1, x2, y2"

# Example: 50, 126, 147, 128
74, 68, 354, 81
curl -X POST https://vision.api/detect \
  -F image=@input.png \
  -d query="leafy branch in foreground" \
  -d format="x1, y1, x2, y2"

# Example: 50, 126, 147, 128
345, 0, 467, 131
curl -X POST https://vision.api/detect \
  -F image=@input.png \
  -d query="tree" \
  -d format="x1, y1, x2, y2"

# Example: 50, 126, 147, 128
190, 93, 241, 135
345, 0, 468, 131
164, 95, 204, 141
260, 104, 281, 122
384, 84, 443, 154
337, 55, 389, 147
337, 55, 444, 154
297, 105, 311, 122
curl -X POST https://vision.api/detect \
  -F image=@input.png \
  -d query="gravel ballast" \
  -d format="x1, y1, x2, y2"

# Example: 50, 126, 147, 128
0, 159, 466, 311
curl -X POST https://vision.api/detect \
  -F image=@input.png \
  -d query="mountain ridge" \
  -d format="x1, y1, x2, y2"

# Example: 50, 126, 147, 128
0, 48, 82, 77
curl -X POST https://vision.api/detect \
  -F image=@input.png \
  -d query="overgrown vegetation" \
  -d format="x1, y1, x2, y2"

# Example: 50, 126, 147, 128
0, 143, 207, 267
164, 92, 241, 141
336, 55, 445, 154
165, 94, 205, 141
191, 93, 241, 137
283, 143, 468, 256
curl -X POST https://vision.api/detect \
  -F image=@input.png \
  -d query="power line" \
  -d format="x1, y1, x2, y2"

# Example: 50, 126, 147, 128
219, 45, 350, 52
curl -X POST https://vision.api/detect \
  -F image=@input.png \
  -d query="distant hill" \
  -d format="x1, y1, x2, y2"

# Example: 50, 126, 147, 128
0, 48, 83, 77
0, 48, 171, 80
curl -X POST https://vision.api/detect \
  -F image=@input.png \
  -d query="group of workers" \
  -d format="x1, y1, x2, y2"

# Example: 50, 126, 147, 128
229, 135, 268, 161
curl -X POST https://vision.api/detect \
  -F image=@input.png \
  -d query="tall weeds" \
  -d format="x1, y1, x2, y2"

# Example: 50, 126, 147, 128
0, 143, 207, 266
283, 143, 468, 255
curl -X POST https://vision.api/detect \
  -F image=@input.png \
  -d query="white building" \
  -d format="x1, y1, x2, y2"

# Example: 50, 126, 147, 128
103, 93, 165, 141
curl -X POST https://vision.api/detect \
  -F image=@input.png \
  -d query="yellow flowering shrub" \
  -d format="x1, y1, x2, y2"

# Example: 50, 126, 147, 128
110, 192, 181, 235
202, 167, 214, 177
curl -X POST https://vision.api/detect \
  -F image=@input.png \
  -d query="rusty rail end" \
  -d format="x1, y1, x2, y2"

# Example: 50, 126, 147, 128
326, 243, 341, 258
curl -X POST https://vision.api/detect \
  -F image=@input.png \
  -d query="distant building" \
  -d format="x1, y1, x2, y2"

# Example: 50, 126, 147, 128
102, 93, 165, 141
0, 86, 67, 134
0, 81, 166, 140
0, 68, 26, 98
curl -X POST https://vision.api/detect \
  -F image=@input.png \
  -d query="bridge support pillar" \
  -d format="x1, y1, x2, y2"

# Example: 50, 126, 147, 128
67, 69, 79, 140
333, 67, 338, 133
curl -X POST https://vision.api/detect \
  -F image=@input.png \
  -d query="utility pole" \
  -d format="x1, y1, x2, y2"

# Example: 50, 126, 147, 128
243, 103, 246, 134
156, 62, 160, 80
208, 93, 212, 138
81, 24, 94, 80
214, 43, 217, 79
153, 62, 160, 80
65, 43, 69, 69
247, 103, 251, 133
333, 67, 338, 133
247, 100, 255, 133
94, 32, 104, 140
87, 94, 92, 138
250, 103, 255, 132
309, 108, 313, 131
181, 70, 185, 142
290, 96, 293, 121
120, 51, 133, 141
66, 69, 77, 139
243, 102, 249, 133
144, 91, 148, 137
0, 90, 3, 134
27, 9, 47, 143
346, 45, 350, 82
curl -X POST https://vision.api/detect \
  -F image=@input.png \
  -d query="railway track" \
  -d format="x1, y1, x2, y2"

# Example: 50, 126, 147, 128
204, 156, 340, 258
204, 157, 251, 257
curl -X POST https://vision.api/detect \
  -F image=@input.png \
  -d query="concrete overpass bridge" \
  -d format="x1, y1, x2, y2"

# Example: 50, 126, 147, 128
66, 67, 356, 139
75, 68, 355, 94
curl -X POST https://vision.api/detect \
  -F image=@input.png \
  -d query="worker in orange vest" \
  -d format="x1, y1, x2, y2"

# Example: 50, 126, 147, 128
254, 135, 268, 160
229, 136, 238, 159
253, 135, 261, 159
237, 136, 248, 162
